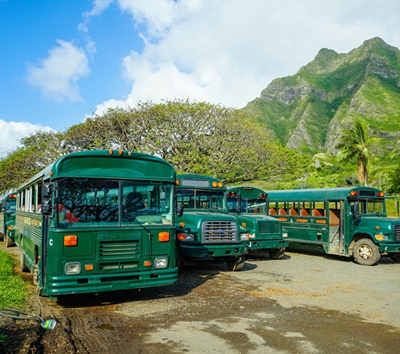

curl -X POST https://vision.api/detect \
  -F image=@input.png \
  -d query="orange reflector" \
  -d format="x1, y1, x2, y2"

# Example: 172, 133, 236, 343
144, 261, 152, 266
118, 150, 123, 155
109, 149, 114, 155
177, 233, 186, 241
85, 264, 94, 271
217, 182, 223, 188
179, 221, 185, 227
242, 222, 246, 227
212, 181, 217, 188
159, 232, 170, 242
49, 171, 53, 176
176, 179, 180, 185
64, 235, 78, 246
7, 226, 12, 230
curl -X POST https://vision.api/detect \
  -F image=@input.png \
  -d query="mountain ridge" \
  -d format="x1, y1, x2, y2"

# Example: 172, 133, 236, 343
244, 37, 400, 155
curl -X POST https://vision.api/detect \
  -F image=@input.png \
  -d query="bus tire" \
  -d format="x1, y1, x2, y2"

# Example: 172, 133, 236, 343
5, 232, 13, 247
226, 255, 245, 271
353, 239, 380, 266
269, 248, 285, 260
389, 253, 400, 263
20, 239, 29, 272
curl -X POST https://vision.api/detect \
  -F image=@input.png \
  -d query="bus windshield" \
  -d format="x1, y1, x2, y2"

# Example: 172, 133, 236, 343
228, 198, 267, 213
177, 190, 225, 210
5, 201, 16, 212
349, 199, 385, 216
56, 179, 173, 227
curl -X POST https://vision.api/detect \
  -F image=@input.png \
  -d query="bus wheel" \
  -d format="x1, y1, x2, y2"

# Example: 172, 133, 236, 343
269, 248, 285, 260
20, 239, 29, 272
353, 239, 380, 266
5, 232, 13, 248
226, 255, 245, 271
389, 253, 400, 263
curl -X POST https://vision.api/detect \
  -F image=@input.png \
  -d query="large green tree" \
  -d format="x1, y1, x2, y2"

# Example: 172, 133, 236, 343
335, 119, 378, 186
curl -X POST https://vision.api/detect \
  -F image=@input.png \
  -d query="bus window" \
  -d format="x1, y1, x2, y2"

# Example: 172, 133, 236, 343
311, 202, 325, 217
300, 202, 311, 216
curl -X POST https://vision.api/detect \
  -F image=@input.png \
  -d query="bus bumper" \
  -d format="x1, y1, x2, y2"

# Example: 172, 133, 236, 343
248, 239, 289, 252
42, 267, 178, 297
178, 243, 248, 259
379, 243, 400, 253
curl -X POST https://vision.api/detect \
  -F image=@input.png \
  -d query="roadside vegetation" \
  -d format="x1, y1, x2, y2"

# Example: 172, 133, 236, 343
0, 250, 29, 309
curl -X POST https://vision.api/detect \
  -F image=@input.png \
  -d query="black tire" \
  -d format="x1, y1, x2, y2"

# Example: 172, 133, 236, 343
5, 231, 13, 248
20, 239, 29, 272
389, 253, 400, 263
269, 248, 285, 260
353, 239, 380, 266
226, 255, 245, 271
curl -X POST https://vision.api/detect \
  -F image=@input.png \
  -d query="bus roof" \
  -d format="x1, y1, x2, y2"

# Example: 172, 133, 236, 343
266, 186, 383, 202
227, 186, 265, 198
17, 150, 176, 190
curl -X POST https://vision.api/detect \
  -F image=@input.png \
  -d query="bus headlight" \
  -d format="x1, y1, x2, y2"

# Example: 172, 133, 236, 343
154, 257, 168, 269
282, 232, 288, 238
240, 233, 250, 241
375, 234, 388, 241
65, 262, 81, 275
177, 233, 195, 241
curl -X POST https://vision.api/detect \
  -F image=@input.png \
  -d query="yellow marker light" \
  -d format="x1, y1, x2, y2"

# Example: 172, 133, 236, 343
118, 150, 123, 155
376, 226, 380, 230
242, 222, 247, 227
176, 180, 180, 186
7, 225, 14, 231
85, 264, 94, 271
159, 232, 170, 242
377, 191, 385, 197
217, 182, 223, 188
144, 261, 152, 266
212, 181, 217, 188
64, 235, 78, 246
179, 221, 185, 227
375, 234, 385, 241
109, 149, 114, 155
49, 171, 53, 176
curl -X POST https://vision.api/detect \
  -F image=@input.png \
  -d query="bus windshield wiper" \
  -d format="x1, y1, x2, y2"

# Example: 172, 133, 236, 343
130, 215, 154, 237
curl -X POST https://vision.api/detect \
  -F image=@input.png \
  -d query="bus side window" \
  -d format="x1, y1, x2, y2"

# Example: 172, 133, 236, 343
312, 209, 324, 217
329, 209, 340, 226
289, 208, 298, 216
300, 208, 310, 216
269, 208, 277, 215
278, 208, 287, 215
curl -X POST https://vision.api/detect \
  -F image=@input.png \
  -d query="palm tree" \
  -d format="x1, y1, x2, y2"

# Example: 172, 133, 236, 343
336, 119, 377, 186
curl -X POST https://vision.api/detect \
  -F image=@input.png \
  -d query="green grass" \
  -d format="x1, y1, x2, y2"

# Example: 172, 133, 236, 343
0, 250, 29, 310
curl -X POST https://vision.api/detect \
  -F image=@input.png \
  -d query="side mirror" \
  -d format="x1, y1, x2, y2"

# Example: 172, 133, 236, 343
41, 182, 53, 216
177, 203, 184, 217
352, 202, 361, 223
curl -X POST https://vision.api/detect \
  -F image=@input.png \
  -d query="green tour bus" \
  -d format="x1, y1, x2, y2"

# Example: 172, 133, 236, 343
175, 174, 249, 271
14, 149, 179, 298
266, 186, 400, 266
227, 186, 288, 259
0, 192, 17, 247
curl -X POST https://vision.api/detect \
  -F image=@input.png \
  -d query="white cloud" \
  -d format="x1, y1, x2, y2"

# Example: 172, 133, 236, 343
26, 40, 90, 101
89, 0, 400, 114
0, 120, 54, 157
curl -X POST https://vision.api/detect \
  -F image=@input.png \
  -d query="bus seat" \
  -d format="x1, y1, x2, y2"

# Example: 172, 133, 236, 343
278, 208, 287, 215
289, 208, 298, 215
300, 208, 310, 216
312, 209, 324, 217
269, 208, 277, 215
329, 209, 340, 226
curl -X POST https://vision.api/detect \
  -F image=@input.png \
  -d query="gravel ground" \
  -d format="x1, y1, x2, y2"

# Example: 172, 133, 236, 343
1, 243, 400, 353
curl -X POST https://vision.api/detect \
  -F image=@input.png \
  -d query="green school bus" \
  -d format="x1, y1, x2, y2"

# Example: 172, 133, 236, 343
14, 150, 179, 298
0, 192, 17, 247
175, 174, 249, 271
266, 186, 400, 266
227, 186, 288, 259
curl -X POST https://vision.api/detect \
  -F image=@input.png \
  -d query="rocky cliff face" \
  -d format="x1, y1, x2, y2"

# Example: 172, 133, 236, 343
245, 37, 400, 155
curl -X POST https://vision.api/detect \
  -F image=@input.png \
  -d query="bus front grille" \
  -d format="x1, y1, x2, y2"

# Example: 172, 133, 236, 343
99, 240, 141, 258
202, 221, 238, 243
394, 224, 400, 242
258, 221, 280, 234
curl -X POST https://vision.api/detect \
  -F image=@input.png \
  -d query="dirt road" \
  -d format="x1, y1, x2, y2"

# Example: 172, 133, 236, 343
1, 242, 400, 353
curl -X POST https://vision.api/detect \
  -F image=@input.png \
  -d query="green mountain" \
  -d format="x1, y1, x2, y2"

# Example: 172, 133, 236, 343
244, 37, 400, 156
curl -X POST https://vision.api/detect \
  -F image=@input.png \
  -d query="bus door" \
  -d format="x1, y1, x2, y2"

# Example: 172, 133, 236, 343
325, 201, 345, 255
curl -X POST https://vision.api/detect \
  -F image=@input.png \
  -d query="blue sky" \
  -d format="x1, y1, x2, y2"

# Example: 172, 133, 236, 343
1, 0, 400, 156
